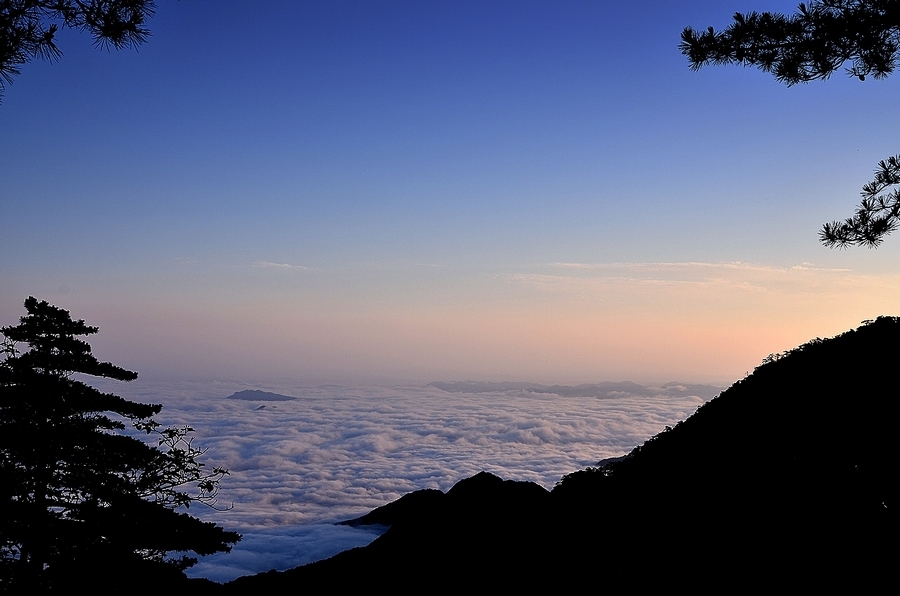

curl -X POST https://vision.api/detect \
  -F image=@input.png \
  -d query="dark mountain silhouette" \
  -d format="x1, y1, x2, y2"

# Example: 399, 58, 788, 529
224, 472, 552, 592
428, 380, 722, 399
226, 390, 296, 402
337, 472, 549, 532
220, 317, 897, 591
337, 488, 445, 529
594, 454, 626, 467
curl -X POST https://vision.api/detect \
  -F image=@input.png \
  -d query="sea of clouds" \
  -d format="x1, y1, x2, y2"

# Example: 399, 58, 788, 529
102, 380, 716, 582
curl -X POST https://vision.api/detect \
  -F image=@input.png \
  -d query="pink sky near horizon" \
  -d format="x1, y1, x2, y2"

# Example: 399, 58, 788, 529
7, 260, 896, 387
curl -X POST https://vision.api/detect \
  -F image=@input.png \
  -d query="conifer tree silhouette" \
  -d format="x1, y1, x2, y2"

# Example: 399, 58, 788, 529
681, 1, 900, 247
0, 297, 240, 591
0, 0, 155, 101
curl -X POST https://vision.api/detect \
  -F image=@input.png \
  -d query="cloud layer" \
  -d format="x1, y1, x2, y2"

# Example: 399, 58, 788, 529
103, 379, 711, 581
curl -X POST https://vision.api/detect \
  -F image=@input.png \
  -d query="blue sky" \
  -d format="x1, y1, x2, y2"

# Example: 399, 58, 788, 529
3, 1, 900, 384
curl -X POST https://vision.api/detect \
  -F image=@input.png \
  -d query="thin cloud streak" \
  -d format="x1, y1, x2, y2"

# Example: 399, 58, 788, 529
545, 260, 853, 277
252, 260, 309, 270
508, 260, 893, 295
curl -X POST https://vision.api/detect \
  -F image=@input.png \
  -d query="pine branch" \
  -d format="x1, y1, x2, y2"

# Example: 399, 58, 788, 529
680, 1, 900, 85
0, 0, 155, 99
820, 155, 900, 247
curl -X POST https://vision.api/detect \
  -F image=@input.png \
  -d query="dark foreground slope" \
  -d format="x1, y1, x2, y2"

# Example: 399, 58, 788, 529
225, 317, 899, 591
551, 316, 898, 583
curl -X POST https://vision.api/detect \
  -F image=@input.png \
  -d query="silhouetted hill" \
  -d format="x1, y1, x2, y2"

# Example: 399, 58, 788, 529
338, 488, 445, 528
224, 317, 899, 590
225, 472, 551, 591
549, 316, 899, 586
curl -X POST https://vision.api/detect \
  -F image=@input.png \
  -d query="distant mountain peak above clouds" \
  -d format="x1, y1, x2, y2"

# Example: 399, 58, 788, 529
427, 381, 722, 400
226, 390, 296, 401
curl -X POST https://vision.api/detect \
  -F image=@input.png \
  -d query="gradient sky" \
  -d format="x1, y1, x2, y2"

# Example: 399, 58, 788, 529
3, 0, 900, 385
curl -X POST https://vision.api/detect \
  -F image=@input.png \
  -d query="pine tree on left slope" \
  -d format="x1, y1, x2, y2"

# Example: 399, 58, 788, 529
0, 297, 240, 591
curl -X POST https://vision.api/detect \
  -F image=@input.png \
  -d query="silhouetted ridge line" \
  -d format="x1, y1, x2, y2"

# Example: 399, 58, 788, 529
338, 489, 444, 528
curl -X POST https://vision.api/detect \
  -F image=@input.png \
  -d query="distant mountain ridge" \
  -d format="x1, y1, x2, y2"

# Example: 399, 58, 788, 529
226, 390, 296, 401
428, 380, 722, 399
